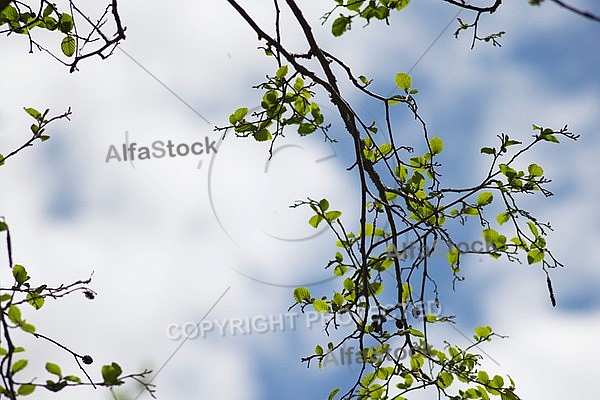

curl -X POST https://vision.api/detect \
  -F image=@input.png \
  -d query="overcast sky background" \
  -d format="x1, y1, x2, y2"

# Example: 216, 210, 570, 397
1, 0, 599, 399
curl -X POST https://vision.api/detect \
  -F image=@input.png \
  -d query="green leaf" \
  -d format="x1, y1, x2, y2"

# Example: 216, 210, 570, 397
298, 123, 316, 135
333, 292, 344, 306
477, 192, 493, 206
275, 65, 288, 80
447, 247, 459, 266
325, 211, 342, 222
395, 0, 411, 10
1, 5, 18, 21
58, 13, 73, 33
480, 147, 495, 155
24, 107, 42, 120
409, 353, 424, 370
229, 107, 248, 124
370, 282, 384, 295
328, 388, 341, 400
478, 370, 490, 384
437, 371, 453, 389
496, 212, 510, 225
293, 287, 311, 302
313, 299, 329, 313
394, 165, 408, 182
315, 345, 324, 355
17, 384, 35, 396
333, 264, 347, 276
45, 380, 68, 392
527, 248, 544, 264
308, 214, 323, 228
528, 163, 544, 177
395, 72, 412, 91
64, 375, 81, 383
11, 359, 28, 374
101, 362, 123, 386
474, 326, 492, 339
13, 264, 30, 285
26, 292, 45, 310
46, 362, 62, 377
61, 36, 76, 57
491, 375, 505, 388
43, 4, 54, 17
343, 278, 354, 291
527, 221, 539, 238
253, 128, 272, 142
332, 16, 349, 37
20, 323, 36, 334
319, 198, 330, 211
463, 207, 479, 216
8, 305, 22, 324
429, 137, 444, 155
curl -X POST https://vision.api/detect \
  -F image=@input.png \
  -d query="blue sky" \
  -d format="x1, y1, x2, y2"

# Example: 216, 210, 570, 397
1, 1, 600, 399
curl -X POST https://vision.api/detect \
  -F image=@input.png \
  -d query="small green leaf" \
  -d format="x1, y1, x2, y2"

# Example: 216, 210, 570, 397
13, 264, 30, 285
437, 371, 453, 389
528, 163, 544, 177
1, 5, 18, 21
61, 36, 76, 57
298, 123, 316, 135
20, 323, 36, 334
275, 65, 288, 80
26, 292, 45, 310
478, 370, 490, 384
477, 192, 494, 206
43, 4, 54, 17
319, 198, 330, 211
313, 299, 329, 313
308, 214, 323, 228
8, 305, 22, 324
429, 137, 444, 155
447, 247, 459, 266
332, 16, 349, 37
253, 128, 272, 142
17, 384, 35, 396
58, 13, 73, 33
527, 221, 539, 238
474, 326, 492, 339
328, 388, 341, 400
64, 375, 81, 383
24, 107, 42, 120
293, 287, 311, 302
527, 248, 544, 264
480, 147, 495, 155
395, 72, 412, 91
491, 375, 505, 388
409, 328, 424, 337
496, 212, 510, 225
315, 345, 324, 355
46, 362, 62, 377
463, 207, 479, 216
343, 278, 354, 291
325, 211, 342, 222
333, 292, 344, 306
11, 359, 28, 374
101, 362, 123, 386
229, 107, 248, 124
